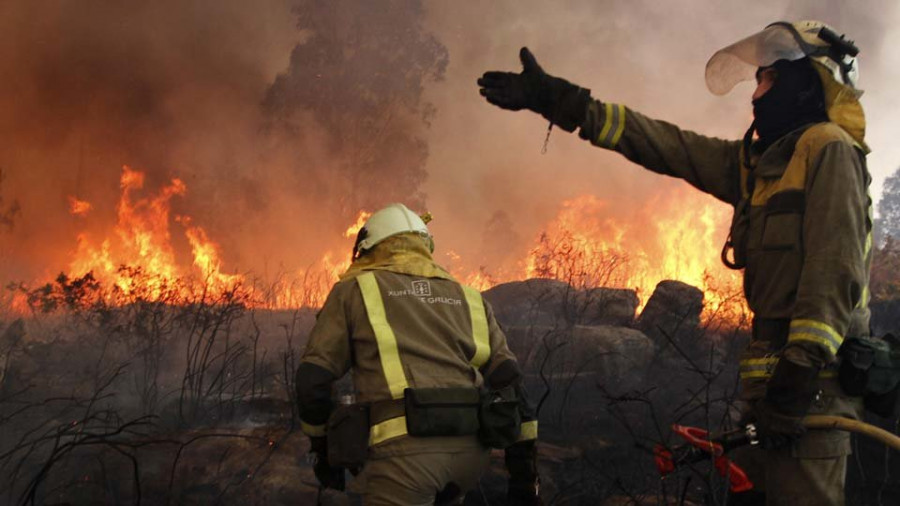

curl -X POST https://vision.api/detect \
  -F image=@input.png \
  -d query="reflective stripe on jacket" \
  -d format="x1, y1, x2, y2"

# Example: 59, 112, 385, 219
298, 267, 536, 452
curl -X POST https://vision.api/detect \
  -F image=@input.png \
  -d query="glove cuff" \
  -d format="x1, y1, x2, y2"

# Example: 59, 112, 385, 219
544, 79, 591, 132
765, 358, 820, 417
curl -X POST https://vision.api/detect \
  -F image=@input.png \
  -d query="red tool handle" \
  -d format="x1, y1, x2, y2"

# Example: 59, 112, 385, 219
655, 424, 754, 493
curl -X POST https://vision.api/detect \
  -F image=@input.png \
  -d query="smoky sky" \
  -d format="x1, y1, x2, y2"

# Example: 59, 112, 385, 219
0, 0, 897, 286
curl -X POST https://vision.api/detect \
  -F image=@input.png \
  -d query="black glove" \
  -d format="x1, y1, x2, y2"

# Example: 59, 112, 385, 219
749, 358, 820, 449
478, 47, 591, 132
309, 437, 345, 491
505, 440, 542, 505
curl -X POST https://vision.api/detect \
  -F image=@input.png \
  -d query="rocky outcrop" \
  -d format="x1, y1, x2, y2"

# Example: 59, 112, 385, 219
636, 280, 704, 350
483, 279, 639, 328
504, 324, 654, 390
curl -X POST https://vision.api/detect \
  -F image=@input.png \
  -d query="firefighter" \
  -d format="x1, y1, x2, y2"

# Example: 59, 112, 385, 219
296, 203, 540, 505
478, 20, 870, 506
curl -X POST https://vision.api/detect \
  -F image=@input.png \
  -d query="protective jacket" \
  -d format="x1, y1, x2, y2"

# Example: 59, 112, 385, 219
296, 234, 537, 458
577, 66, 872, 398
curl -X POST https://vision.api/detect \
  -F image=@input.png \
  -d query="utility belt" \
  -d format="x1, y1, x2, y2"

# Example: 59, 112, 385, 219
325, 386, 526, 469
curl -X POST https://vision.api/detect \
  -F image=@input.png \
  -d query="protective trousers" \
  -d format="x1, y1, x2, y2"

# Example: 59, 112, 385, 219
732, 395, 863, 506
352, 447, 490, 506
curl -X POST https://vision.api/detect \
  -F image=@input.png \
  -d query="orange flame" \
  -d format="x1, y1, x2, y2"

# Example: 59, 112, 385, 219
8, 163, 746, 328
451, 191, 747, 324
68, 196, 92, 217
344, 211, 372, 238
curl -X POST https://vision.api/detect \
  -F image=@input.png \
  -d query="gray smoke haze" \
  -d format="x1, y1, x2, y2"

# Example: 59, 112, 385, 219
0, 0, 897, 287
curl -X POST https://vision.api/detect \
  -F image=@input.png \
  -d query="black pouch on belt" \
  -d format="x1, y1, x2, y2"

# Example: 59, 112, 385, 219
478, 384, 521, 449
838, 334, 900, 418
326, 404, 370, 469
404, 387, 481, 437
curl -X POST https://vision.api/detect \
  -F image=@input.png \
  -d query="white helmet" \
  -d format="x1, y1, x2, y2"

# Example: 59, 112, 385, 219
353, 203, 432, 258
705, 20, 860, 96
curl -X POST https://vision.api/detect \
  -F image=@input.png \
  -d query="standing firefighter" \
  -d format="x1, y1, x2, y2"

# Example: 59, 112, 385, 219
296, 203, 540, 505
478, 21, 870, 506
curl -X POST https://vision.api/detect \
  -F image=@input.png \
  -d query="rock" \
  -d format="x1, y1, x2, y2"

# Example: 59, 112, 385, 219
636, 280, 703, 348
482, 279, 638, 328
506, 324, 654, 389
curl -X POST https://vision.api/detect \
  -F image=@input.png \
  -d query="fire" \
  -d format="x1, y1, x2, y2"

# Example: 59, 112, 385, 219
6, 163, 746, 327
344, 211, 372, 238
34, 166, 365, 310
68, 166, 192, 299
449, 191, 747, 324
68, 196, 92, 217
521, 191, 746, 320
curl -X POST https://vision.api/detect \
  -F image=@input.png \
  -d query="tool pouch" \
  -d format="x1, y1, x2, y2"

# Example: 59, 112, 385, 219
326, 404, 370, 469
838, 334, 900, 418
478, 385, 522, 449
404, 387, 481, 437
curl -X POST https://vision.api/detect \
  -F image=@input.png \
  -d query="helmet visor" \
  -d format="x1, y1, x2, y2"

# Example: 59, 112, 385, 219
705, 24, 807, 95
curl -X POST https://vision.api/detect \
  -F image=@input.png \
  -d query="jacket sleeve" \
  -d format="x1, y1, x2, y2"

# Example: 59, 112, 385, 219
784, 140, 871, 368
296, 283, 353, 438
578, 101, 744, 206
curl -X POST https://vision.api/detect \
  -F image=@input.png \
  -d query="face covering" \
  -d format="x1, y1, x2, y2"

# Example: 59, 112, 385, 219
752, 58, 828, 147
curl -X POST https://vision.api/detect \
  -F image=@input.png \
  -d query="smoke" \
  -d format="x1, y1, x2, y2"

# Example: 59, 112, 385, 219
0, 0, 896, 290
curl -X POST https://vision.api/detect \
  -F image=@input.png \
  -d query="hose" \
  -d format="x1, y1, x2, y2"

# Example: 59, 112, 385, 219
803, 415, 900, 451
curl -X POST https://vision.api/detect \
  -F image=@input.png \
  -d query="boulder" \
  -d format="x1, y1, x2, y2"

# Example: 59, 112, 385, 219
504, 324, 654, 386
483, 279, 638, 328
636, 280, 703, 348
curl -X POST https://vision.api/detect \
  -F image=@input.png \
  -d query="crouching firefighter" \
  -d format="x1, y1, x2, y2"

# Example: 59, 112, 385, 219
479, 20, 876, 506
296, 203, 541, 506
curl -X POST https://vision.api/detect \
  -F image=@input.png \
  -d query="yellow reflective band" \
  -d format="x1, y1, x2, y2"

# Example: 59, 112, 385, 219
301, 421, 327, 437
739, 357, 837, 380
357, 272, 409, 399
462, 285, 490, 369
597, 102, 615, 145
517, 420, 538, 442
369, 416, 407, 446
597, 103, 626, 148
609, 104, 627, 148
739, 357, 777, 379
789, 319, 843, 356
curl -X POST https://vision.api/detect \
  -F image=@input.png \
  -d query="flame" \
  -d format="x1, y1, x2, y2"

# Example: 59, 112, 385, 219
50, 166, 362, 308
6, 163, 746, 328
448, 191, 747, 325
344, 211, 372, 238
524, 192, 746, 321
69, 166, 190, 299
68, 196, 92, 217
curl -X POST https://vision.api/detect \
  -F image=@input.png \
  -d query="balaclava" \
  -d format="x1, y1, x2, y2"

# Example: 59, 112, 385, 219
752, 57, 828, 147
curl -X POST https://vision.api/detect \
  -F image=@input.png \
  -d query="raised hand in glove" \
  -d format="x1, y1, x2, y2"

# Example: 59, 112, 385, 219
477, 47, 591, 132
749, 358, 820, 449
309, 436, 345, 491
505, 440, 543, 505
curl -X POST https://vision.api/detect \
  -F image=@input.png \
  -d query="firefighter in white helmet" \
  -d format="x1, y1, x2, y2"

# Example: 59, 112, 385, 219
296, 203, 541, 505
479, 20, 870, 505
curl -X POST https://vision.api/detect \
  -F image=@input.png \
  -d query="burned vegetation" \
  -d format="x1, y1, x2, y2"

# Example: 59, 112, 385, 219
0, 241, 896, 506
